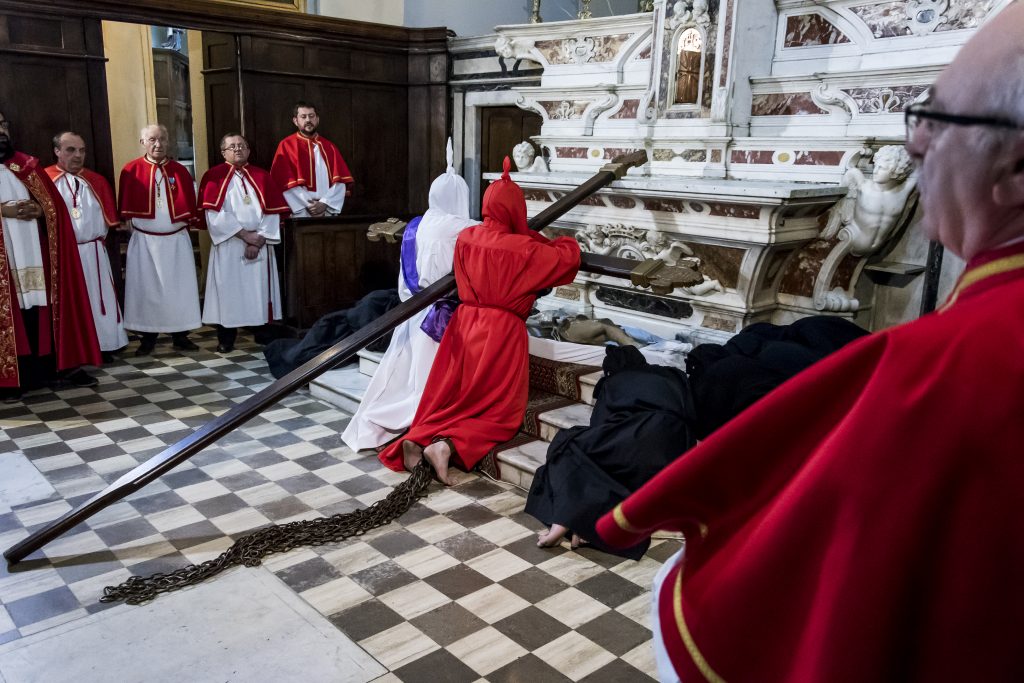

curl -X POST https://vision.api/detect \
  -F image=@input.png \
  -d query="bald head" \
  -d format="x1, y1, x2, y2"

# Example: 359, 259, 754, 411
905, 3, 1024, 261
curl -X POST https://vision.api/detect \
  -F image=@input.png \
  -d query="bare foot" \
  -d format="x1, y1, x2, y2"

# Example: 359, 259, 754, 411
570, 533, 587, 550
537, 524, 569, 547
423, 440, 454, 486
402, 440, 424, 472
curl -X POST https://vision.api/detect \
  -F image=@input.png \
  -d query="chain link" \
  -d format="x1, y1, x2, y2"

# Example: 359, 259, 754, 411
101, 459, 435, 605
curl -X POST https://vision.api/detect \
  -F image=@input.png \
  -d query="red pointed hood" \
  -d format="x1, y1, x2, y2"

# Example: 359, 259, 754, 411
481, 156, 529, 235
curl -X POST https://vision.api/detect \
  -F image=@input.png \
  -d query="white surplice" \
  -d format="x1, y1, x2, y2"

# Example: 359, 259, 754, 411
123, 166, 201, 333
53, 172, 128, 351
342, 142, 475, 451
283, 144, 346, 217
0, 164, 47, 309
202, 171, 282, 327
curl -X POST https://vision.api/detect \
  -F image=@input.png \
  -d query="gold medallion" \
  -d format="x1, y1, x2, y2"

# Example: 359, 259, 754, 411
243, 195, 252, 205
8, 163, 20, 172
156, 198, 164, 208
71, 207, 82, 219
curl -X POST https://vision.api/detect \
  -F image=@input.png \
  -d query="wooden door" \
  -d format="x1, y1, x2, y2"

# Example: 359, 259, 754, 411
480, 105, 542, 176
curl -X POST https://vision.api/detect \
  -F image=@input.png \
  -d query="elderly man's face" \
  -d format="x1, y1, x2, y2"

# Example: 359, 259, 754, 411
141, 127, 168, 161
220, 135, 250, 167
55, 134, 87, 174
292, 107, 319, 136
0, 112, 14, 161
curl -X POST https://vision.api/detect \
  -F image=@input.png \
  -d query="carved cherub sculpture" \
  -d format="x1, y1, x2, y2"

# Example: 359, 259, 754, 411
512, 141, 536, 172
825, 145, 918, 257
576, 225, 616, 256
691, 0, 711, 26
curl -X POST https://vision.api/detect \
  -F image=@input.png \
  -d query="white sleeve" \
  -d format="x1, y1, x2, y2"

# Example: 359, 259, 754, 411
257, 213, 281, 244
320, 181, 346, 212
206, 208, 243, 245
284, 186, 312, 215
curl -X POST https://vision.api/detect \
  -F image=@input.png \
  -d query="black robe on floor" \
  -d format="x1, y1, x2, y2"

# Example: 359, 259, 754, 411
525, 346, 697, 559
686, 315, 868, 439
264, 289, 401, 379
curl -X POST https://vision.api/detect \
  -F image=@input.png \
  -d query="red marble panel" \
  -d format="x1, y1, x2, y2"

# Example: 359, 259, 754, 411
608, 195, 637, 209
784, 13, 852, 47
778, 239, 832, 296
708, 203, 761, 219
793, 150, 846, 166
610, 99, 640, 119
709, 149, 722, 163
730, 150, 775, 164
579, 195, 604, 206
522, 189, 550, 202
637, 44, 652, 60
686, 243, 744, 288
644, 197, 688, 213
701, 316, 737, 332
842, 85, 928, 113
719, 0, 735, 87
555, 146, 589, 159
751, 93, 827, 116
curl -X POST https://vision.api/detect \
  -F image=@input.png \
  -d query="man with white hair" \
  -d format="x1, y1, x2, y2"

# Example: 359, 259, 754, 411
342, 140, 477, 451
597, 5, 1024, 681
118, 124, 201, 355
47, 131, 128, 361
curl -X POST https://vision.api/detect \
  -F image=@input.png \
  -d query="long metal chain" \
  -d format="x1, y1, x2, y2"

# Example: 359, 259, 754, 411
101, 460, 435, 605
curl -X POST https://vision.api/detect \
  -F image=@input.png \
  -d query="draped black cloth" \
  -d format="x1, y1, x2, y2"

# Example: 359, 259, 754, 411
525, 346, 697, 559
264, 289, 401, 378
686, 315, 868, 439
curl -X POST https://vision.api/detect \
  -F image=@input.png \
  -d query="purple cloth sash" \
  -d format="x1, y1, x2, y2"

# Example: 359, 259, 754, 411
401, 215, 457, 343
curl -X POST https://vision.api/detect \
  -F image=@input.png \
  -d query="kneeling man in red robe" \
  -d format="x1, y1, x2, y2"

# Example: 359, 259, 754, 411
379, 158, 580, 484
597, 7, 1024, 682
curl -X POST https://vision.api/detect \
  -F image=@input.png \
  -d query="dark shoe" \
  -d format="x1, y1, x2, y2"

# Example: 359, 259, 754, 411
66, 369, 99, 388
135, 343, 155, 357
216, 344, 234, 354
172, 337, 199, 351
2, 390, 23, 404
102, 352, 117, 364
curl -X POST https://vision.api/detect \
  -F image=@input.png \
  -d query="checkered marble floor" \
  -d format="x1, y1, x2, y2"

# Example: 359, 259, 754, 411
0, 328, 676, 682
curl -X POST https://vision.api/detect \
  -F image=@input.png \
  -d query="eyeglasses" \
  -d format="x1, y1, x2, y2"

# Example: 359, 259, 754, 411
905, 103, 1024, 145
222, 144, 248, 151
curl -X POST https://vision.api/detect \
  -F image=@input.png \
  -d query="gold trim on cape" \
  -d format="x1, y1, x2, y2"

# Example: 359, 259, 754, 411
673, 571, 727, 683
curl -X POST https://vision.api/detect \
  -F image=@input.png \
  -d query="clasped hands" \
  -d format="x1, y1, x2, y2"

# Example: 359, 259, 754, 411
305, 199, 329, 217
1, 199, 42, 220
237, 229, 266, 260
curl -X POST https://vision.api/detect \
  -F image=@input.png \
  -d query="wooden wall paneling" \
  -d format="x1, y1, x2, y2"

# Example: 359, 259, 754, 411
240, 73, 306, 168
282, 217, 400, 327
346, 84, 407, 216
202, 32, 241, 170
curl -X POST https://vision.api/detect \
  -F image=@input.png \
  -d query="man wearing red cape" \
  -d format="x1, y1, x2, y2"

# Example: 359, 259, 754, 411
0, 112, 101, 400
47, 131, 129, 361
597, 8, 1024, 681
271, 102, 353, 218
118, 124, 202, 355
379, 157, 580, 485
199, 133, 290, 353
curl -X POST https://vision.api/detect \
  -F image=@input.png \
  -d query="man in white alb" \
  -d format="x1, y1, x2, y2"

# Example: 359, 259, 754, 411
46, 131, 128, 362
199, 133, 289, 353
117, 124, 201, 356
270, 102, 354, 218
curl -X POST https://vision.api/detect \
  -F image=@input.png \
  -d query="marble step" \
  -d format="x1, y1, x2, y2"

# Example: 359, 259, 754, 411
309, 365, 369, 415
579, 370, 602, 406
358, 349, 383, 377
495, 437, 549, 490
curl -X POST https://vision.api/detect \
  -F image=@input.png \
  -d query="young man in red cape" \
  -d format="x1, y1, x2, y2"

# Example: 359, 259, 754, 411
47, 131, 129, 362
378, 157, 581, 485
270, 101, 353, 218
0, 112, 101, 400
199, 133, 290, 353
596, 7, 1024, 682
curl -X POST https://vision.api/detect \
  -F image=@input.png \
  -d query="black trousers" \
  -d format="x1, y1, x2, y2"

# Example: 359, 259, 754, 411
216, 326, 238, 347
139, 331, 192, 346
